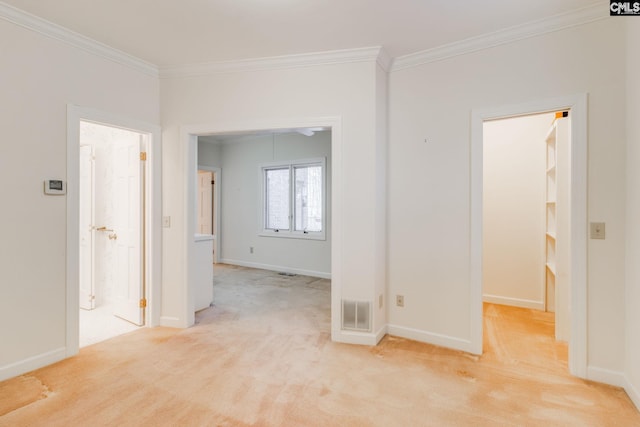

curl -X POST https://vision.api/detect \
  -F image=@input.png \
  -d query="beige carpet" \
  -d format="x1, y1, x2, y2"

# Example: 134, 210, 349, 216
0, 264, 638, 426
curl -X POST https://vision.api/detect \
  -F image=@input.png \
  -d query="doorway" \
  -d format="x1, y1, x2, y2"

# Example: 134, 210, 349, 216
78, 121, 147, 346
182, 118, 342, 335
470, 94, 588, 378
482, 111, 568, 365
197, 166, 221, 263
66, 105, 162, 356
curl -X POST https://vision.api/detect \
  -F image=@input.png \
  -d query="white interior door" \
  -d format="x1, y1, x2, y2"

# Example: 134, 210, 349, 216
198, 171, 213, 234
113, 137, 145, 325
79, 145, 95, 310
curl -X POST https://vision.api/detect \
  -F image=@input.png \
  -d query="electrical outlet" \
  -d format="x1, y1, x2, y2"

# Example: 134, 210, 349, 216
249, 246, 254, 254
590, 222, 605, 239
396, 295, 404, 307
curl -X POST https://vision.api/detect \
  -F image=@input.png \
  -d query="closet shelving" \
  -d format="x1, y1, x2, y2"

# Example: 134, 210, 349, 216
544, 112, 566, 311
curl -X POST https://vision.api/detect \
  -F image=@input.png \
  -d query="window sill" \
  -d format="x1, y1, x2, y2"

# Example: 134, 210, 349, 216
259, 231, 326, 241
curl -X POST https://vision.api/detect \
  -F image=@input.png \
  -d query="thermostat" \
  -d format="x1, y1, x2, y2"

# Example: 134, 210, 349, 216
44, 179, 66, 195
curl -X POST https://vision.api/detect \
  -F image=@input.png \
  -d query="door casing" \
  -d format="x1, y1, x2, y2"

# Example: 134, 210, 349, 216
470, 94, 588, 378
66, 104, 162, 357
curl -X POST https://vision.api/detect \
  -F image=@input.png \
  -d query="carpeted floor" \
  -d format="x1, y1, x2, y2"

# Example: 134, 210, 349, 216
0, 264, 638, 426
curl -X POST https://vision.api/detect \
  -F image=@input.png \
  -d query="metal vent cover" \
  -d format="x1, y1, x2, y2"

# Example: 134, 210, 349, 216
341, 300, 371, 332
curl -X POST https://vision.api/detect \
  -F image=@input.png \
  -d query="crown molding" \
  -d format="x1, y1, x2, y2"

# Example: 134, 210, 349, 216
0, 0, 606, 78
376, 47, 392, 72
159, 46, 387, 79
391, 2, 606, 72
0, 1, 158, 77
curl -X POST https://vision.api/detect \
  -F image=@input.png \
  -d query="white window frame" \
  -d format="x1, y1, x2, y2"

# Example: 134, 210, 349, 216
260, 157, 326, 240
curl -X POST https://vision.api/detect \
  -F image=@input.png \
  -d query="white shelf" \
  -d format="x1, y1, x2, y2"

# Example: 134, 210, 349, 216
546, 262, 556, 276
545, 118, 558, 302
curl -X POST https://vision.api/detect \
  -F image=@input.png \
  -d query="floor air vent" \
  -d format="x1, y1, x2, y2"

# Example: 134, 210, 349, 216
341, 300, 371, 332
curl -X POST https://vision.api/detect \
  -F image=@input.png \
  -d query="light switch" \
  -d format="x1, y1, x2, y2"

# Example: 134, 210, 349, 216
163, 216, 171, 228
590, 222, 605, 239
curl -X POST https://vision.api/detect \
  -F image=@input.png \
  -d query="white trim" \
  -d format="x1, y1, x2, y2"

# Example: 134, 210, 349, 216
0, 2, 158, 77
374, 324, 388, 344
470, 94, 589, 377
482, 295, 545, 310
334, 330, 380, 346
387, 324, 474, 353
625, 377, 640, 411
391, 3, 604, 72
159, 316, 183, 328
160, 47, 386, 78
67, 105, 162, 357
182, 117, 342, 335
587, 366, 627, 388
0, 347, 66, 382
220, 258, 331, 280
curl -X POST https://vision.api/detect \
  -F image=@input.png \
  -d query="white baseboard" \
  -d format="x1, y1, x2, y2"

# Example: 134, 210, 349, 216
0, 347, 66, 382
483, 294, 544, 310
387, 324, 473, 353
219, 258, 331, 279
586, 366, 626, 388
624, 376, 640, 411
374, 324, 388, 344
159, 316, 183, 328
332, 329, 380, 346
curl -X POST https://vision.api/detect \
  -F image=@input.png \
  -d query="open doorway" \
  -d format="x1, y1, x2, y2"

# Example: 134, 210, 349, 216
470, 94, 588, 377
190, 127, 333, 331
67, 105, 161, 355
197, 167, 221, 263
78, 121, 148, 347
482, 111, 569, 367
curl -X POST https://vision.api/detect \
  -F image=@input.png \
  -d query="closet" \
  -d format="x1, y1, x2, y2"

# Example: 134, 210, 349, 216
545, 112, 569, 341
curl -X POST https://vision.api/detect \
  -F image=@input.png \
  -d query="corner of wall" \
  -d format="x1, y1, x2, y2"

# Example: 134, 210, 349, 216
625, 377, 640, 411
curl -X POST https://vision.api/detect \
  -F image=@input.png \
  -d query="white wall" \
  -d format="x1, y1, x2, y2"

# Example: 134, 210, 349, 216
483, 114, 551, 309
160, 58, 387, 339
0, 19, 159, 380
625, 19, 640, 409
388, 19, 627, 373
198, 139, 222, 169
201, 131, 331, 277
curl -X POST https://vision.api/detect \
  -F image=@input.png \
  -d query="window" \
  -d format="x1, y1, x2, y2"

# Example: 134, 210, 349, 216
262, 158, 326, 240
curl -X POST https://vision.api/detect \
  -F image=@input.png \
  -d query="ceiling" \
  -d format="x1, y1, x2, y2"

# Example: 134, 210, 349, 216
2, 0, 598, 67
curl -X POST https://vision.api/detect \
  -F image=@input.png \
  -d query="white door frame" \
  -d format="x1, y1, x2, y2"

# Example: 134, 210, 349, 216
470, 94, 588, 378
181, 117, 342, 335
66, 105, 162, 356
197, 165, 221, 263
